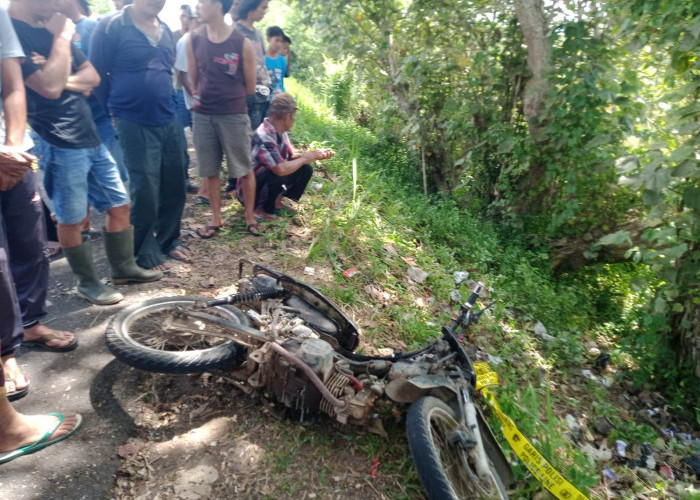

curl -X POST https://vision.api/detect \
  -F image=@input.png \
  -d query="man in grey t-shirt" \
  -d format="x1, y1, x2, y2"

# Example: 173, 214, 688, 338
235, 0, 270, 129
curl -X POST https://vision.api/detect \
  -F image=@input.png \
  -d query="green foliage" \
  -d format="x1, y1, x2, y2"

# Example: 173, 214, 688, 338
275, 0, 700, 485
286, 78, 635, 493
610, 421, 659, 444
90, 0, 113, 16
589, 0, 700, 397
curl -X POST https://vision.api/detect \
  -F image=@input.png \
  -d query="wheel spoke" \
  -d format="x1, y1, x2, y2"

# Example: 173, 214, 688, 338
123, 303, 238, 353
429, 407, 501, 499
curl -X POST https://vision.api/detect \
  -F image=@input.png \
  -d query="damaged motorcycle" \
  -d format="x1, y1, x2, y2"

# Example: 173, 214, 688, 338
106, 260, 514, 499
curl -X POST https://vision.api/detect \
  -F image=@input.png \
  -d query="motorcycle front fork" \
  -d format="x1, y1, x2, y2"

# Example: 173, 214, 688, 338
458, 388, 493, 479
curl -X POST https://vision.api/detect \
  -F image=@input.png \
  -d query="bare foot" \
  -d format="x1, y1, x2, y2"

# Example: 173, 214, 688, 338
167, 246, 191, 261
2, 356, 28, 394
0, 413, 81, 454
149, 263, 170, 272
23, 324, 76, 349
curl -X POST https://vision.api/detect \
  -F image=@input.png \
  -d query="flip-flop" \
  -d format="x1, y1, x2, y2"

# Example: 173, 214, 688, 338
196, 225, 221, 240
194, 196, 210, 206
22, 330, 78, 353
0, 412, 83, 464
247, 223, 264, 237
6, 376, 30, 402
274, 206, 297, 216
166, 245, 192, 262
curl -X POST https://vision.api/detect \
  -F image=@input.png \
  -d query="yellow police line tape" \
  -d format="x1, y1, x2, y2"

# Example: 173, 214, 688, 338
473, 362, 590, 500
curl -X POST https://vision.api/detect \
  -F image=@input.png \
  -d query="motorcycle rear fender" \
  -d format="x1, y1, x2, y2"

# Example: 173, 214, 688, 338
385, 375, 459, 404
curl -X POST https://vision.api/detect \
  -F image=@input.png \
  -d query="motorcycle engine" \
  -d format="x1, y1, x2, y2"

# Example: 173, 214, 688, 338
263, 337, 334, 422
231, 282, 383, 428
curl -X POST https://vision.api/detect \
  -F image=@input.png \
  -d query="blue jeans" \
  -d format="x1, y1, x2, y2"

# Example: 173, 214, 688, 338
0, 171, 46, 357
2, 170, 48, 329
42, 144, 130, 225
96, 118, 129, 183
246, 94, 270, 130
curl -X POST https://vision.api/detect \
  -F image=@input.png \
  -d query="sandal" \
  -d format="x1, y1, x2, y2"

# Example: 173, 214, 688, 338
149, 263, 171, 273
22, 329, 78, 353
196, 225, 221, 240
194, 195, 210, 206
166, 245, 191, 262
0, 413, 83, 464
247, 223, 264, 236
5, 372, 30, 402
46, 242, 61, 258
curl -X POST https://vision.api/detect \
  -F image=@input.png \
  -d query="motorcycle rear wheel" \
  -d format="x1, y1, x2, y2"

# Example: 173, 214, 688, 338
407, 396, 509, 500
105, 296, 248, 374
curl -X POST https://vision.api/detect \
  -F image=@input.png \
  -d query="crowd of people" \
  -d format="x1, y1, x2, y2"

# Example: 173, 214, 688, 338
0, 0, 333, 464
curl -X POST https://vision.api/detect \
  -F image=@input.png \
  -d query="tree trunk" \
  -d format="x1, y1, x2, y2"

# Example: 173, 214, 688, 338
513, 0, 550, 139
675, 304, 700, 379
511, 0, 552, 214
550, 219, 645, 271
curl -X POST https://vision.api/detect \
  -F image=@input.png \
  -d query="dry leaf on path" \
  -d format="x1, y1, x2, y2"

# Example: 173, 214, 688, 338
401, 256, 416, 266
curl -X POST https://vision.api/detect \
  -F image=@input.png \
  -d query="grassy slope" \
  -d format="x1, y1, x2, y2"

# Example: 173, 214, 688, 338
276, 78, 700, 498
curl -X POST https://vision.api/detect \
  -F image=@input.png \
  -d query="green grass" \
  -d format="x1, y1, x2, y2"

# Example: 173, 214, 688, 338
227, 77, 697, 498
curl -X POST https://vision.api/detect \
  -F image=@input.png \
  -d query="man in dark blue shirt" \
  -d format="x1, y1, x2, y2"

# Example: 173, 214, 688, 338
9, 0, 161, 305
90, 0, 189, 269
60, 0, 128, 183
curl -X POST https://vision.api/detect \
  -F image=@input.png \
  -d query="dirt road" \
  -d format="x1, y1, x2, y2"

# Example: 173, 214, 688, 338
0, 228, 180, 500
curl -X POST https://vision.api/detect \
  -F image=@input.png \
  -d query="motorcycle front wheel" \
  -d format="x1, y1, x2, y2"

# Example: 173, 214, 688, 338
105, 296, 249, 374
407, 396, 509, 500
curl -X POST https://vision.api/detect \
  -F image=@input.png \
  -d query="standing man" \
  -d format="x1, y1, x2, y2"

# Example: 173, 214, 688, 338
173, 3, 198, 195
0, 2, 81, 471
187, 0, 259, 237
60, 0, 129, 183
264, 26, 286, 97
174, 11, 209, 204
225, 0, 269, 198
9, 0, 161, 305
90, 0, 191, 270
280, 33, 291, 78
1, 3, 79, 401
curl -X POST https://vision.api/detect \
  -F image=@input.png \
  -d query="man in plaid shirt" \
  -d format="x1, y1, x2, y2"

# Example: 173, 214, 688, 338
239, 92, 333, 220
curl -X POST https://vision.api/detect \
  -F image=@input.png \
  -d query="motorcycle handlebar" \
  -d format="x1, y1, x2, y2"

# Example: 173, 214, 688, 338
466, 282, 483, 307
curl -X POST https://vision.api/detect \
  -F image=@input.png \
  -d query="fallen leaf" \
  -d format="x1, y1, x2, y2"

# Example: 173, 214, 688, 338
401, 256, 416, 266
118, 441, 141, 458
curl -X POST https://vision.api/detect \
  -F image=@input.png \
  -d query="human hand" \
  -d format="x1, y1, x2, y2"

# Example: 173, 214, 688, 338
0, 146, 35, 191
319, 148, 335, 160
31, 52, 47, 66
303, 150, 325, 161
305, 149, 335, 161
45, 13, 75, 40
